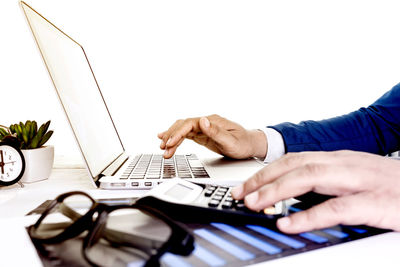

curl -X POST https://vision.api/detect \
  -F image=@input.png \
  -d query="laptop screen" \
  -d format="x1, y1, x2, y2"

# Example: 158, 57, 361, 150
21, 2, 124, 179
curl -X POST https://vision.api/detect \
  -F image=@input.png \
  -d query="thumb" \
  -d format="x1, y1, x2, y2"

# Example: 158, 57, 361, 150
277, 195, 367, 234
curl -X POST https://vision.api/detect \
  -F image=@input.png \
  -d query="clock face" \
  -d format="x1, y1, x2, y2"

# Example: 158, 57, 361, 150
0, 145, 24, 183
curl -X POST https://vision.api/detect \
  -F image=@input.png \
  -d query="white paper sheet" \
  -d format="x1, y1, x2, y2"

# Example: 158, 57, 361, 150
0, 217, 42, 267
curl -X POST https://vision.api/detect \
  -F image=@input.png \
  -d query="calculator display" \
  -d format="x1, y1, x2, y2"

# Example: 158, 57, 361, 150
164, 183, 194, 200
137, 179, 285, 227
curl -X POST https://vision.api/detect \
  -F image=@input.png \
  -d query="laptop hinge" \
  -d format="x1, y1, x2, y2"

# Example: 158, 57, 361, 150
101, 152, 129, 177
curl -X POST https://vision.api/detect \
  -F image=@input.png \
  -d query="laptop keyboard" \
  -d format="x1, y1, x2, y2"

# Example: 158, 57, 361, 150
120, 154, 210, 180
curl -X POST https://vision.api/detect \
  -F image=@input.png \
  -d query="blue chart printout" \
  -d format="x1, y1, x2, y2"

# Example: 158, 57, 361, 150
30, 203, 388, 267
163, 223, 385, 267
158, 205, 388, 267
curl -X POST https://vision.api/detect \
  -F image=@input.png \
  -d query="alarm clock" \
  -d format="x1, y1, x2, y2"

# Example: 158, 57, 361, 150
0, 139, 25, 186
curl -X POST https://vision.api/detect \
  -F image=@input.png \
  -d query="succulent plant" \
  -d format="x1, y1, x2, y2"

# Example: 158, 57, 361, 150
0, 120, 53, 149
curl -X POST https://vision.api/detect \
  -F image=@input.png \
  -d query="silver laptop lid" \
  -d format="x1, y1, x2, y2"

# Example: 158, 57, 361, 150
21, 2, 125, 180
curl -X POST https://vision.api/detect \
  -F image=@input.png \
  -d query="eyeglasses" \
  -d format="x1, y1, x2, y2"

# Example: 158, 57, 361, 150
28, 191, 194, 267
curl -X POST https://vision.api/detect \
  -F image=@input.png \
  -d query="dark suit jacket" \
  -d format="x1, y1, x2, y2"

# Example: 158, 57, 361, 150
270, 83, 400, 155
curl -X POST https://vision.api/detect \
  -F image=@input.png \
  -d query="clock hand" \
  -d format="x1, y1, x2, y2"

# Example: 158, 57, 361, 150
0, 150, 4, 174
4, 161, 16, 165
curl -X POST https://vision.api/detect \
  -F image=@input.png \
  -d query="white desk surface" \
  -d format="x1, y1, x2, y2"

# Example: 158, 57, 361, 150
0, 159, 399, 267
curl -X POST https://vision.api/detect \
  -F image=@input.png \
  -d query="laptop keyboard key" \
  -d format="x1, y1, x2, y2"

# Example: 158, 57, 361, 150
123, 154, 209, 183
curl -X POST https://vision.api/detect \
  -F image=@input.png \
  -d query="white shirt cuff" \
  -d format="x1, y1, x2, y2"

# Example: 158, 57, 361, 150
261, 127, 285, 163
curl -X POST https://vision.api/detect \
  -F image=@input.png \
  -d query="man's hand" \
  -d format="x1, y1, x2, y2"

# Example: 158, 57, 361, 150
158, 114, 267, 159
231, 150, 400, 233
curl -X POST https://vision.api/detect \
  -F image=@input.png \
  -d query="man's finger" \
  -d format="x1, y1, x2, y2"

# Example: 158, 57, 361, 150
160, 120, 185, 145
158, 131, 168, 149
243, 163, 364, 211
163, 139, 185, 159
232, 151, 341, 200
165, 119, 200, 149
277, 193, 371, 234
157, 131, 166, 139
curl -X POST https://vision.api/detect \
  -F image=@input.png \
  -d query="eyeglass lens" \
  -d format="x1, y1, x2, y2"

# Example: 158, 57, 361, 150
36, 194, 94, 239
85, 208, 172, 267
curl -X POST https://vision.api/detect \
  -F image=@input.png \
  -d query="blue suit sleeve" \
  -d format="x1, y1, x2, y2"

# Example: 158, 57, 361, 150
270, 83, 400, 155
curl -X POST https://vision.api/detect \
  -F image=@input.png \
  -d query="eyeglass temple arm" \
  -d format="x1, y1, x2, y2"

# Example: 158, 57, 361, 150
55, 204, 164, 252
102, 228, 164, 253
59, 203, 82, 221
29, 204, 85, 235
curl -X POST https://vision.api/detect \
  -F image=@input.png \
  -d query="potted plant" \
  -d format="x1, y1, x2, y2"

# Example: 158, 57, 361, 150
0, 120, 54, 183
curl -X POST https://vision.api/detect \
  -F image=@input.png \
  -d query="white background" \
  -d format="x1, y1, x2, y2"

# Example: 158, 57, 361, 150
2, 0, 400, 160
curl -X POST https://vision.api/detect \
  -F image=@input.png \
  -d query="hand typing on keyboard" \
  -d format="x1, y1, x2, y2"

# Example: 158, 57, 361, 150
158, 114, 267, 160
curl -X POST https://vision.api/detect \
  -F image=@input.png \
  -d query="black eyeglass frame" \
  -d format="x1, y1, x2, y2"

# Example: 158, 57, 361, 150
28, 191, 194, 266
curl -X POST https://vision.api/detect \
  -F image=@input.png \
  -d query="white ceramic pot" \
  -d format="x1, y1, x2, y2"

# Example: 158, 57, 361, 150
21, 146, 54, 183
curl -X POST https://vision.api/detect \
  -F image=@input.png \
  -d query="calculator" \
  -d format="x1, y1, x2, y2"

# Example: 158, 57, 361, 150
136, 178, 286, 227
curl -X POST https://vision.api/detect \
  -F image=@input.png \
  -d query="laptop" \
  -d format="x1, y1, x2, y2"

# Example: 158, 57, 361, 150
20, 1, 264, 189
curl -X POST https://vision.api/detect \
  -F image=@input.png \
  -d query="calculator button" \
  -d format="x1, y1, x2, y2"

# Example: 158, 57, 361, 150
212, 195, 223, 201
225, 196, 233, 202
208, 186, 217, 191
218, 187, 228, 192
235, 200, 246, 210
208, 200, 220, 207
215, 191, 226, 197
221, 201, 233, 209
204, 190, 214, 197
